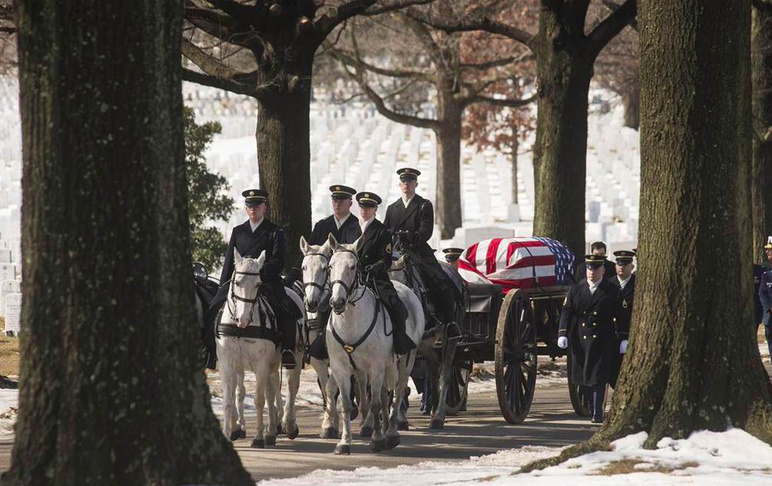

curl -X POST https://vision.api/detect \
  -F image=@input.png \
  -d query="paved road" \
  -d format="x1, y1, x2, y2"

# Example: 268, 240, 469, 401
230, 383, 596, 481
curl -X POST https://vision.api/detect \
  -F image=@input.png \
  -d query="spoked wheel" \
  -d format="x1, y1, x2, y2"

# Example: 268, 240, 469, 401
445, 361, 471, 416
567, 351, 592, 417
495, 290, 537, 424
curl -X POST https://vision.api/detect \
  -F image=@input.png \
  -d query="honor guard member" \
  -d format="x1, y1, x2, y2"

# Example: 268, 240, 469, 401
443, 247, 464, 271
758, 237, 772, 358
607, 250, 634, 388
310, 185, 362, 245
558, 254, 627, 423
356, 191, 415, 354
384, 167, 462, 339
212, 189, 301, 369
573, 241, 616, 283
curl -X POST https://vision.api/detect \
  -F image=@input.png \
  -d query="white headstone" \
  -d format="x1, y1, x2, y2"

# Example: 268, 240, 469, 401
3, 292, 20, 334
0, 249, 10, 263
0, 263, 13, 281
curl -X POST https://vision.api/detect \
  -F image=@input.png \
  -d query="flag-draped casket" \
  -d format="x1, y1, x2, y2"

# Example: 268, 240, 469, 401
457, 237, 575, 293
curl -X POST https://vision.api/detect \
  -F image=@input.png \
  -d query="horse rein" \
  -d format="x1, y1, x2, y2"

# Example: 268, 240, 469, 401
329, 248, 367, 306
302, 252, 331, 297
227, 269, 263, 326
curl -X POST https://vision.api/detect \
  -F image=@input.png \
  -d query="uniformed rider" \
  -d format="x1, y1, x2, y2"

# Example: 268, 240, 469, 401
356, 191, 415, 354
383, 168, 461, 340
558, 254, 628, 423
442, 247, 464, 271
212, 189, 301, 369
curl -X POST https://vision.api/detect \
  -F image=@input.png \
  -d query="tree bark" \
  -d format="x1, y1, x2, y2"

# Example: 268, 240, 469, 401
532, 18, 595, 258
4, 1, 253, 485
752, 6, 772, 263
256, 75, 313, 269
622, 79, 640, 130
597, 0, 772, 447
435, 79, 463, 239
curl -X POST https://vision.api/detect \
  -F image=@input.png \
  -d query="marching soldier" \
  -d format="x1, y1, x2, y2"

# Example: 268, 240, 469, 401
310, 185, 361, 245
383, 168, 461, 339
607, 250, 635, 388
558, 254, 628, 423
355, 191, 415, 354
442, 247, 465, 271
212, 189, 301, 369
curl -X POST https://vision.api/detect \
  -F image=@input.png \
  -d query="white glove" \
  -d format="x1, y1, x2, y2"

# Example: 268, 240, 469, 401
557, 336, 568, 349
620, 340, 628, 354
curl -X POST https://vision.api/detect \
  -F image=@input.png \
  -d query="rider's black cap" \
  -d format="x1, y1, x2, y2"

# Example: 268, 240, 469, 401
442, 247, 464, 262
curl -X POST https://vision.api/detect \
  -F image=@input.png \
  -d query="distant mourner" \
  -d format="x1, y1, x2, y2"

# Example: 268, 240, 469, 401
573, 241, 616, 282
558, 254, 628, 423
607, 250, 635, 388
758, 237, 772, 358
384, 168, 461, 339
442, 247, 464, 271
212, 189, 302, 369
355, 191, 415, 354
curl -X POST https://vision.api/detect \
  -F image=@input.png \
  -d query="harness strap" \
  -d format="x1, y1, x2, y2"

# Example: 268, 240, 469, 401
330, 299, 382, 370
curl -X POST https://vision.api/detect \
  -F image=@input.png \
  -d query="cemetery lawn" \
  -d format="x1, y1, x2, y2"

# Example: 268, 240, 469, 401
0, 319, 19, 377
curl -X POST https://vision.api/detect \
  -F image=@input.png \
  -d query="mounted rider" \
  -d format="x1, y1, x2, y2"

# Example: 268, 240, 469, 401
211, 189, 302, 369
383, 167, 462, 340
355, 191, 415, 355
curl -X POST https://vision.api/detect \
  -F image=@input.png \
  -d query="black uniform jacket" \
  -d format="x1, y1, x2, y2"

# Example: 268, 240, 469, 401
357, 218, 392, 272
383, 194, 434, 260
559, 279, 625, 387
607, 274, 635, 340
310, 213, 361, 246
213, 219, 286, 305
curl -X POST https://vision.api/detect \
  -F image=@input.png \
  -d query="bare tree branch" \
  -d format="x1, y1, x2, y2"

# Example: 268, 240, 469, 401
459, 52, 533, 71
601, 0, 639, 31
362, 0, 435, 16
314, 0, 379, 37
206, 0, 255, 21
184, 7, 256, 48
181, 37, 245, 79
182, 68, 265, 98
396, 12, 444, 65
331, 46, 433, 81
587, 0, 637, 56
464, 93, 536, 109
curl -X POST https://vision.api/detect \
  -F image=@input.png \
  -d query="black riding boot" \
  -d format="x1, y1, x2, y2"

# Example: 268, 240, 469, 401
264, 281, 300, 369
307, 310, 330, 361
434, 288, 461, 340
386, 294, 416, 355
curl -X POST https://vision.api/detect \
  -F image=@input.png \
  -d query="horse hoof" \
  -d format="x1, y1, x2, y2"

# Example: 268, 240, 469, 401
230, 429, 246, 441
369, 438, 387, 452
321, 427, 339, 439
397, 421, 409, 431
251, 438, 265, 448
287, 425, 299, 440
386, 435, 401, 450
334, 444, 351, 455
359, 426, 373, 438
350, 407, 359, 421
430, 419, 445, 430
265, 435, 277, 446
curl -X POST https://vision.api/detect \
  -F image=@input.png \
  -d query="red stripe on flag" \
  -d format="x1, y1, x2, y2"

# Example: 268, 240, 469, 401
466, 242, 479, 269
486, 238, 503, 274
508, 255, 555, 269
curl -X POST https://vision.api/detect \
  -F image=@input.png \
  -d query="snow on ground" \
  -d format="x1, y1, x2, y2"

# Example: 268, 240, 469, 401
258, 429, 772, 486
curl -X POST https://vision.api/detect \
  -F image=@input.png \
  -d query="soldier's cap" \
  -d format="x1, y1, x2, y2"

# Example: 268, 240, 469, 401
242, 188, 267, 206
442, 247, 464, 261
585, 254, 606, 269
356, 191, 382, 208
329, 185, 356, 200
613, 250, 635, 265
765, 236, 772, 250
397, 167, 421, 181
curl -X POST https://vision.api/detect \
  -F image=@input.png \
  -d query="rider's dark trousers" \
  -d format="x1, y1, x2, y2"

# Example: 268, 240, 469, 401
370, 268, 409, 338
263, 277, 302, 352
415, 260, 459, 324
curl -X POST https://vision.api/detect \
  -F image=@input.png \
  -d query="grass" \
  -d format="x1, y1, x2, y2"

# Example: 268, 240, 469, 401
0, 333, 19, 377
592, 459, 700, 476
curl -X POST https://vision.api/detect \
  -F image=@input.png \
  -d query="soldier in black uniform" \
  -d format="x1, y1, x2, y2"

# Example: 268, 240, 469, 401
212, 189, 301, 369
305, 186, 363, 360
355, 191, 415, 354
442, 247, 464, 271
573, 241, 616, 283
383, 168, 461, 339
607, 250, 634, 388
558, 254, 628, 423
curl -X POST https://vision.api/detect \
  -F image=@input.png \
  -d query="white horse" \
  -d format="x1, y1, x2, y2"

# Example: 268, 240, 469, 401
216, 249, 305, 447
326, 234, 424, 454
299, 236, 369, 440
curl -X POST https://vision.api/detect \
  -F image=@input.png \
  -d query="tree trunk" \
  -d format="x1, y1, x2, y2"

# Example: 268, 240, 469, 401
256, 78, 313, 270
532, 22, 594, 258
511, 125, 519, 205
4, 2, 253, 485
752, 6, 772, 263
622, 79, 640, 130
597, 0, 772, 447
435, 83, 463, 239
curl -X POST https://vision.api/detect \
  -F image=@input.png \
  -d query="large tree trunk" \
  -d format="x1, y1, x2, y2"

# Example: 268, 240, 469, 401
622, 79, 640, 130
597, 0, 772, 447
4, 1, 253, 485
256, 77, 313, 269
752, 6, 772, 263
532, 27, 594, 258
435, 82, 463, 239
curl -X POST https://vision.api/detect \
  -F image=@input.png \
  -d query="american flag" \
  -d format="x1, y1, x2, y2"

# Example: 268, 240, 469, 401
457, 237, 575, 293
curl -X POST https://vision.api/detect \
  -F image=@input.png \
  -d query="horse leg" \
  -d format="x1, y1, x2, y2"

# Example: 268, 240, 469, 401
315, 358, 339, 439
368, 373, 387, 452
431, 337, 458, 430
358, 371, 374, 438
231, 369, 246, 440
387, 352, 413, 448
283, 353, 301, 440
250, 354, 273, 448
271, 367, 284, 435
333, 369, 353, 455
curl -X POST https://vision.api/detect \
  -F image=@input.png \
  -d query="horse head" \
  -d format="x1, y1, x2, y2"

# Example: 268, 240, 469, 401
230, 249, 265, 328
327, 234, 362, 315
299, 235, 332, 313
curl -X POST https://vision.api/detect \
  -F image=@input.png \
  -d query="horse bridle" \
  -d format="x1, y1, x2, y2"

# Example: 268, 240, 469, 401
329, 248, 366, 306
302, 252, 331, 297
227, 269, 262, 326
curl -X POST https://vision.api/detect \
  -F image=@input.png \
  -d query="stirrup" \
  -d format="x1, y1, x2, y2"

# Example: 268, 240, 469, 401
281, 349, 297, 369
445, 322, 462, 341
